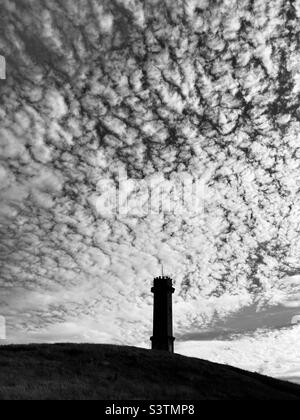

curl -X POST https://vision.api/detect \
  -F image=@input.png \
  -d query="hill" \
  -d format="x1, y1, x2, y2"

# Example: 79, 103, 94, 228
0, 343, 300, 400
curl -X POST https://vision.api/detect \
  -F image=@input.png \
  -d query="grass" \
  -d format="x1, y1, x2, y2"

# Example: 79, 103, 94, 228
0, 343, 299, 400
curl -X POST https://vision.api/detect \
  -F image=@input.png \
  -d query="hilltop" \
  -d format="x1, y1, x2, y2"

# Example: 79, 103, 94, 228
0, 344, 300, 400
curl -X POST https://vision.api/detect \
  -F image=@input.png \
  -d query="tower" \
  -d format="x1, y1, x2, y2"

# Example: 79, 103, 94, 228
150, 276, 175, 353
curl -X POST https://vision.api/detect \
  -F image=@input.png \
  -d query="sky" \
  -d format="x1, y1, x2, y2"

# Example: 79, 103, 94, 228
1, 0, 300, 382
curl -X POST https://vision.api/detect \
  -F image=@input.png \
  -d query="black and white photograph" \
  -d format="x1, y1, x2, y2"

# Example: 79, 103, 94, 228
1, 0, 300, 404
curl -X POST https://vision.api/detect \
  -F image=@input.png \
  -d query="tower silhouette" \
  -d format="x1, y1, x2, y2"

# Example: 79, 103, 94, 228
150, 276, 175, 353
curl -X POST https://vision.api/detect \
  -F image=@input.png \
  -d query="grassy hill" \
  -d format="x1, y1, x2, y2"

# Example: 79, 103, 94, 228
0, 343, 300, 400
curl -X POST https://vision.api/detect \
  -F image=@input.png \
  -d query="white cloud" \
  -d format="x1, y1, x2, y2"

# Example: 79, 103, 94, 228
1, 0, 300, 353
177, 325, 300, 383
291, 316, 300, 325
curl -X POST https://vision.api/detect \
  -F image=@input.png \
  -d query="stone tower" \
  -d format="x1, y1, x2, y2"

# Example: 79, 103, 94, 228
150, 276, 175, 353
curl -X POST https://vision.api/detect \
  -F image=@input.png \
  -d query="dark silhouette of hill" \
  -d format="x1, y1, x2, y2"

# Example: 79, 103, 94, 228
0, 344, 300, 400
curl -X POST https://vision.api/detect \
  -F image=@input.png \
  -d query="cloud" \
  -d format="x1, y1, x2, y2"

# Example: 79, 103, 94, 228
1, 0, 300, 348
177, 325, 300, 384
291, 315, 300, 325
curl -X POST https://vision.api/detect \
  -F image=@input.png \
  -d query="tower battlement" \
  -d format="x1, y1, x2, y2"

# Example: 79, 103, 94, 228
152, 277, 175, 293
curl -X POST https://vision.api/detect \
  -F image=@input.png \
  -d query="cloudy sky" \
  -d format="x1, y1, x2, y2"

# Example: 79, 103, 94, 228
1, 0, 300, 382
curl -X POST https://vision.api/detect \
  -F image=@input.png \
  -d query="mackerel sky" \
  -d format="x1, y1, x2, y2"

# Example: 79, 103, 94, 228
1, 0, 300, 380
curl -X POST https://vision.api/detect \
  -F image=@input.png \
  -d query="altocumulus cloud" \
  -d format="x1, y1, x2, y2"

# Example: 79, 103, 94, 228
1, 0, 300, 371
